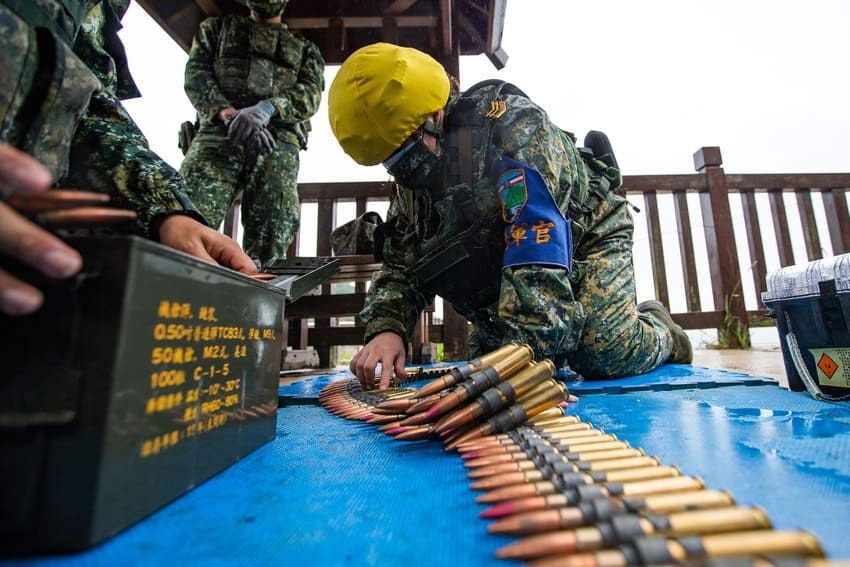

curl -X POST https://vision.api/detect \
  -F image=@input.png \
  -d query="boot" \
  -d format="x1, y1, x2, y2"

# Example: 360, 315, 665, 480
637, 300, 693, 364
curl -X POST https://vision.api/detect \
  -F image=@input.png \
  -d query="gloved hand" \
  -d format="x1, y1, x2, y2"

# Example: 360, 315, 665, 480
246, 127, 277, 156
227, 100, 276, 145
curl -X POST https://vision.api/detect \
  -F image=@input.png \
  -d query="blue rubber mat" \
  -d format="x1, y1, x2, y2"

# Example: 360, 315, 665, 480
278, 363, 777, 400
8, 364, 850, 566
9, 405, 501, 567
567, 383, 850, 558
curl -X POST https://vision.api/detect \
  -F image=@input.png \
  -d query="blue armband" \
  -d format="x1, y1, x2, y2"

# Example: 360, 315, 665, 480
493, 155, 571, 271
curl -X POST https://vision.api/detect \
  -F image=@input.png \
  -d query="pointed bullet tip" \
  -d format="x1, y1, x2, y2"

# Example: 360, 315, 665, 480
479, 502, 514, 519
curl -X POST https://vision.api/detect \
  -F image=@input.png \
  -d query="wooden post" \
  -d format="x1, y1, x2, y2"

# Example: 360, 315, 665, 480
823, 188, 850, 254
694, 147, 749, 348
643, 190, 670, 307
222, 193, 242, 242
311, 197, 336, 366
441, 303, 468, 361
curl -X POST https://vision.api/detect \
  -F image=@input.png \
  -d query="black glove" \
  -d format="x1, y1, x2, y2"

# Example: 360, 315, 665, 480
227, 100, 276, 145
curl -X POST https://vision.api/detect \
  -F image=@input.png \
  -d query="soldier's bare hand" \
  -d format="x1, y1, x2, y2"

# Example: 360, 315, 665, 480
349, 331, 407, 391
157, 214, 257, 274
218, 107, 237, 124
0, 143, 83, 315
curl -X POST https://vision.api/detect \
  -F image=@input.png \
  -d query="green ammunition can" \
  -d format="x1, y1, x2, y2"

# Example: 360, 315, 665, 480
0, 236, 286, 553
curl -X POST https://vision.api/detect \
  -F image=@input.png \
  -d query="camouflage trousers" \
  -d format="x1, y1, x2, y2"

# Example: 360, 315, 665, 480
471, 190, 674, 379
179, 122, 300, 263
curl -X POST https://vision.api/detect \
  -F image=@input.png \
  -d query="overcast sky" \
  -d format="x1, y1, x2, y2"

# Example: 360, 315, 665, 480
121, 0, 850, 181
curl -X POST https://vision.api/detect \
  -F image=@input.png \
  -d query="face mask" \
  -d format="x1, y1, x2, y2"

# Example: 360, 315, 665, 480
384, 129, 445, 191
247, 0, 286, 18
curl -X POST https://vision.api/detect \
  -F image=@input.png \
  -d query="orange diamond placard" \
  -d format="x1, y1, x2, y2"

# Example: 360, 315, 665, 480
817, 353, 839, 379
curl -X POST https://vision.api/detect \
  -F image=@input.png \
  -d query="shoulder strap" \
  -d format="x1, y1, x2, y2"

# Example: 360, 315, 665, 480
446, 80, 531, 187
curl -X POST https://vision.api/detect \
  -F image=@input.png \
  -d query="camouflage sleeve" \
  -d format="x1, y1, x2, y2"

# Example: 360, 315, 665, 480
184, 18, 233, 121
360, 190, 434, 344
63, 90, 206, 236
490, 96, 587, 358
74, 0, 140, 100
266, 38, 325, 124
491, 95, 581, 212
361, 264, 434, 345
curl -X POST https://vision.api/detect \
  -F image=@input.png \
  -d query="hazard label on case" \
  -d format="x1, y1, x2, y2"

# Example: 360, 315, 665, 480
809, 347, 850, 388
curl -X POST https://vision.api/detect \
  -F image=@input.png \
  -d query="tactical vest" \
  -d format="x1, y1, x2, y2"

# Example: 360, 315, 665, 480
212, 17, 312, 148
380, 80, 621, 321
401, 81, 531, 319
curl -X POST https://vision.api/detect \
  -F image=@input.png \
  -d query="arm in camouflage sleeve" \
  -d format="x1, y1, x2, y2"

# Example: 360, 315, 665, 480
360, 190, 435, 345
64, 91, 255, 274
183, 18, 233, 122
66, 3, 205, 234
489, 96, 588, 359
360, 262, 434, 346
265, 38, 325, 124
64, 90, 205, 235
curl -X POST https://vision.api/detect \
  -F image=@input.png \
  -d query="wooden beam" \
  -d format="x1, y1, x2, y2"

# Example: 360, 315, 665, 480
194, 0, 224, 17
795, 188, 823, 261
740, 189, 768, 308
384, 0, 421, 15
486, 0, 508, 69
673, 190, 701, 312
441, 0, 452, 57
768, 189, 795, 267
286, 16, 438, 29
382, 15, 399, 44
298, 181, 391, 201
694, 146, 749, 348
822, 188, 850, 254
643, 191, 669, 307
286, 294, 368, 318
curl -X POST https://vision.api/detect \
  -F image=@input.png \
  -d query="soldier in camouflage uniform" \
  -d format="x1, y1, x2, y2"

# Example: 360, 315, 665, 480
327, 43, 693, 390
179, 0, 325, 264
0, 0, 256, 316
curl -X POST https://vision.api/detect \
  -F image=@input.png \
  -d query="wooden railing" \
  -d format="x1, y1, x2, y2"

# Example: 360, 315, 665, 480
627, 147, 849, 349
226, 147, 850, 366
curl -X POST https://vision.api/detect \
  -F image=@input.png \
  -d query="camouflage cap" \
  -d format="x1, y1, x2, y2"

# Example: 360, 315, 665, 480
330, 211, 384, 256
246, 0, 287, 19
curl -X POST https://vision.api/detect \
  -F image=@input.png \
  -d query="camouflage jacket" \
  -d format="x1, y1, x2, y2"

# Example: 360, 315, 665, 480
69, 0, 204, 234
183, 15, 325, 149
362, 81, 619, 362
0, 0, 204, 234
73, 0, 140, 100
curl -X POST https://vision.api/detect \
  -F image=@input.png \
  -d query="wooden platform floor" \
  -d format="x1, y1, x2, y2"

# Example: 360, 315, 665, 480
693, 345, 788, 387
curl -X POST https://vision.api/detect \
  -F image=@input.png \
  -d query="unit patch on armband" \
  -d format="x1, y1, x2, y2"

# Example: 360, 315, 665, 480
498, 169, 528, 223
494, 155, 571, 271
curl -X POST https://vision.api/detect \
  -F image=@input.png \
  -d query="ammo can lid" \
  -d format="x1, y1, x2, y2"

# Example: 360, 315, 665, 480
761, 252, 850, 302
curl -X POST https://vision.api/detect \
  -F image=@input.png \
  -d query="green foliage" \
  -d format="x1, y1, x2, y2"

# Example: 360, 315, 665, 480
716, 282, 751, 349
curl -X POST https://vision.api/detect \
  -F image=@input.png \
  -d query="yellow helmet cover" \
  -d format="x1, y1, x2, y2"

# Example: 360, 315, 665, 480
328, 42, 450, 166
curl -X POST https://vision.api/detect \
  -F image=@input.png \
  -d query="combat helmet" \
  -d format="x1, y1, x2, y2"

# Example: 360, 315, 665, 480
327, 42, 450, 166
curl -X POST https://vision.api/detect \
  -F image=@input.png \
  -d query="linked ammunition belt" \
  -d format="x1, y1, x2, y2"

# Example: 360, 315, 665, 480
319, 343, 835, 567
5, 189, 137, 227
